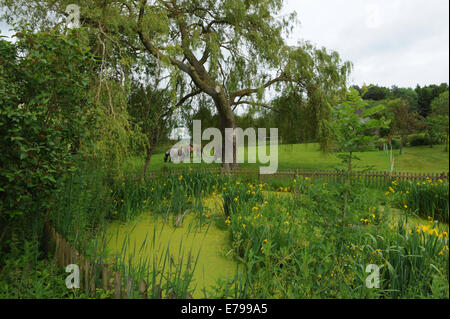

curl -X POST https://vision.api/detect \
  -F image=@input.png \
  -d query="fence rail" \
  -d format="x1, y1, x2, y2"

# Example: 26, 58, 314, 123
147, 168, 449, 186
43, 223, 155, 299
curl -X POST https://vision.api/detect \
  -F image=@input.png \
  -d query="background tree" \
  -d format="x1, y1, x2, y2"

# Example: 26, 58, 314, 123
385, 98, 423, 155
362, 85, 391, 101
327, 88, 388, 177
128, 83, 174, 176
326, 88, 388, 253
415, 83, 448, 118
429, 91, 449, 152
390, 86, 420, 112
431, 91, 449, 117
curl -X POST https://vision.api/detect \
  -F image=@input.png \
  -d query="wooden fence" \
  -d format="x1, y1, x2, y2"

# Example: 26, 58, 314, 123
148, 168, 449, 187
43, 222, 152, 299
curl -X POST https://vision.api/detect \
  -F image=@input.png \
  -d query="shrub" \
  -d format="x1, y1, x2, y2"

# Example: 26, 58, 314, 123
408, 134, 440, 147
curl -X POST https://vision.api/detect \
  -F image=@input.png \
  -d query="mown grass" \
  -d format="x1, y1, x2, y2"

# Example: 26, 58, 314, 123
128, 143, 449, 174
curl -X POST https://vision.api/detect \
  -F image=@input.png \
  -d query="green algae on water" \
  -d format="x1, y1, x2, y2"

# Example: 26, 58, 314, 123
103, 213, 238, 298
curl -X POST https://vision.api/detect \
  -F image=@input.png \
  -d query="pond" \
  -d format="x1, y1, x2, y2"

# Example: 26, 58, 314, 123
103, 212, 238, 298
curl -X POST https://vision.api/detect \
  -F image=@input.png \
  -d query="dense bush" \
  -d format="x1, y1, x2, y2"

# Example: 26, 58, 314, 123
408, 134, 441, 147
0, 30, 95, 267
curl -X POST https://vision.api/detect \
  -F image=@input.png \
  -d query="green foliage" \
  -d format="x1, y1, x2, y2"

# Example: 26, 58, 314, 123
327, 89, 389, 173
382, 98, 424, 153
426, 115, 449, 149
354, 222, 449, 298
362, 85, 391, 101
408, 134, 435, 147
415, 83, 449, 118
0, 241, 73, 298
428, 91, 449, 151
388, 179, 449, 223
0, 30, 94, 249
431, 91, 449, 116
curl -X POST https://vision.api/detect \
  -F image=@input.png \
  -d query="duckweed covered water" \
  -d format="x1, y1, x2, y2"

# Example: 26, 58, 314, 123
103, 213, 238, 298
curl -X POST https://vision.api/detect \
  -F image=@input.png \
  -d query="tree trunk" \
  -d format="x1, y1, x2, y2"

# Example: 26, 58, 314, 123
399, 137, 403, 155
213, 93, 239, 171
142, 131, 158, 178
142, 145, 153, 177
445, 133, 449, 152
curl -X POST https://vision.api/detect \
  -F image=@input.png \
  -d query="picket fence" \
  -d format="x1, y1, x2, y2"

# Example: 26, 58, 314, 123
43, 223, 158, 299
148, 167, 449, 187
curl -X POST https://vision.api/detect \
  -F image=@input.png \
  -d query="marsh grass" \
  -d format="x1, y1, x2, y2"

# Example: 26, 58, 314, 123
387, 179, 449, 223
44, 163, 448, 299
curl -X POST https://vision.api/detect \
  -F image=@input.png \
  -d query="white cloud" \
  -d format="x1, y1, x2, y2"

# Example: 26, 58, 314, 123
282, 0, 449, 87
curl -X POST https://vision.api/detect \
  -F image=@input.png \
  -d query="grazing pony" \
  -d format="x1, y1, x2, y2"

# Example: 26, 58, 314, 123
164, 144, 194, 163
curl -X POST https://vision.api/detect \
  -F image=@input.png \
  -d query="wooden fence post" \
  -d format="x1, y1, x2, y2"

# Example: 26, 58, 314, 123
139, 280, 148, 299
84, 259, 90, 295
125, 276, 133, 299
114, 272, 122, 299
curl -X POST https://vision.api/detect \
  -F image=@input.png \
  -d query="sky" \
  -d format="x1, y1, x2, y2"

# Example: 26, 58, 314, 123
1, 1, 449, 89
281, 0, 449, 88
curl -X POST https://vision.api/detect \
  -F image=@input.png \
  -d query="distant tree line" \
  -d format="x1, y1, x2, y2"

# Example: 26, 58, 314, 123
351, 83, 448, 118
184, 82, 448, 152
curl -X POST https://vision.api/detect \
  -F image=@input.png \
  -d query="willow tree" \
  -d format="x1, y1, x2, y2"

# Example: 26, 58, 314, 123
2, 0, 351, 169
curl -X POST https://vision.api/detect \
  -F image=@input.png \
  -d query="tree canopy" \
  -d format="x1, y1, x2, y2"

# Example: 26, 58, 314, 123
1, 0, 352, 168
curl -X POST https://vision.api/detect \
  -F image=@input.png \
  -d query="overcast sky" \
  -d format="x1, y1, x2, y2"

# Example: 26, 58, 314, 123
1, 1, 449, 88
281, 0, 449, 88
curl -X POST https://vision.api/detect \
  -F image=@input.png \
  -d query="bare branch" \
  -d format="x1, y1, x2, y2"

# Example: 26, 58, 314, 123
230, 73, 287, 102
232, 100, 280, 113
176, 89, 203, 107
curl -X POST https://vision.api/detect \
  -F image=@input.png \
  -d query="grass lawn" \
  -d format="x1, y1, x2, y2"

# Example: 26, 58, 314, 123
127, 143, 449, 174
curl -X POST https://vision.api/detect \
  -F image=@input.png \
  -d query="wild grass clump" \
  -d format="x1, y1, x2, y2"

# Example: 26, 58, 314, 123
210, 177, 448, 299
386, 179, 449, 223
353, 221, 449, 298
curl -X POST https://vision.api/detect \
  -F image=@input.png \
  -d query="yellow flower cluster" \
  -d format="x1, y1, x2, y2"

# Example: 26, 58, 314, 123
415, 224, 448, 239
385, 186, 396, 196
438, 246, 449, 256
371, 249, 382, 255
